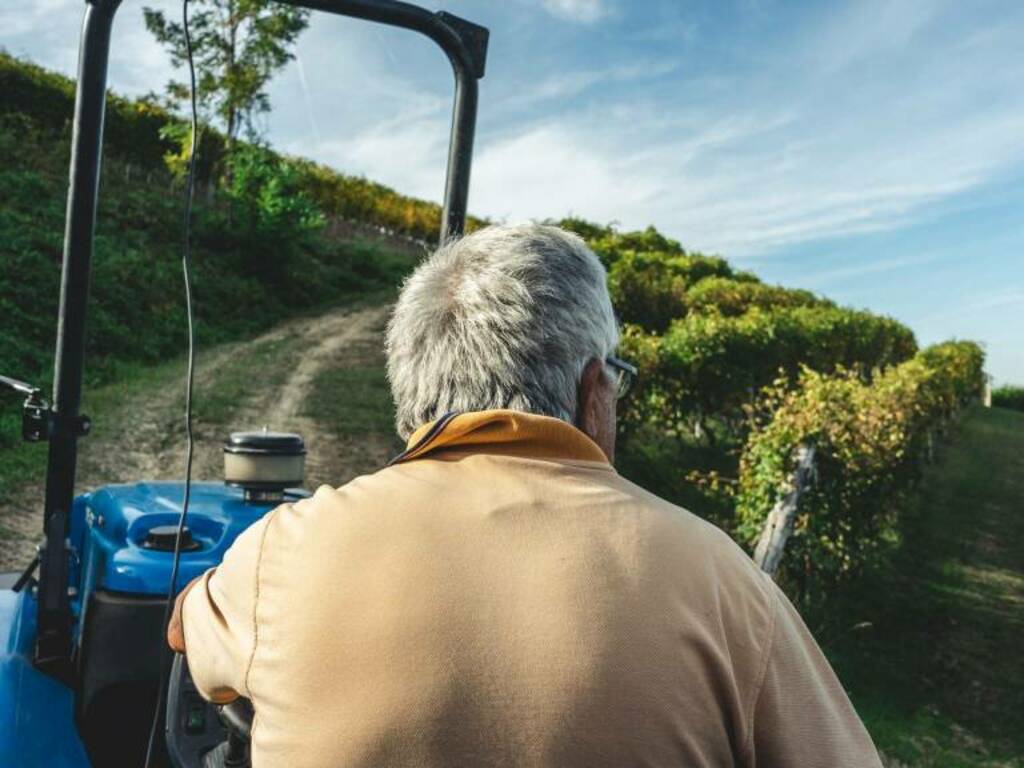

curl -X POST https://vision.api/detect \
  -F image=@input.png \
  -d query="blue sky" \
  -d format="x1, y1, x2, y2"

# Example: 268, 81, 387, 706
3, 0, 1022, 383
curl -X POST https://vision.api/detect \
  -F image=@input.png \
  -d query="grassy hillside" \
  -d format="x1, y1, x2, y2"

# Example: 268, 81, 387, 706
0, 52, 421, 500
0, 52, 486, 243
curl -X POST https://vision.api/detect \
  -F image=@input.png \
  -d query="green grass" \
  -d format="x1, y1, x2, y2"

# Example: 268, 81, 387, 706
0, 354, 202, 553
823, 405, 1024, 766
304, 310, 403, 457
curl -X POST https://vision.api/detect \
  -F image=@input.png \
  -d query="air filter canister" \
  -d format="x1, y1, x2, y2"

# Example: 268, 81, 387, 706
224, 430, 306, 503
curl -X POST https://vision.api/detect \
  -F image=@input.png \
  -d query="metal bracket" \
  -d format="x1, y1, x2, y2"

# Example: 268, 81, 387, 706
23, 401, 92, 443
22, 393, 53, 442
1, 374, 91, 442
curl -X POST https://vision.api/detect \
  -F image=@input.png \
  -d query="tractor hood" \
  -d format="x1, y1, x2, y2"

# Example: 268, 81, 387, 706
73, 482, 288, 599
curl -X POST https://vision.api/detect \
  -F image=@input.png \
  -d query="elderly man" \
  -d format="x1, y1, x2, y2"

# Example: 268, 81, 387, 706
169, 223, 882, 767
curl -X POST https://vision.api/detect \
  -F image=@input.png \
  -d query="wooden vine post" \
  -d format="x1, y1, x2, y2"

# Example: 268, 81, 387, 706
753, 443, 817, 577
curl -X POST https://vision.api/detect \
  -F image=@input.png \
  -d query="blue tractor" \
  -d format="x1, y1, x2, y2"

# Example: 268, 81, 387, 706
0, 2, 487, 765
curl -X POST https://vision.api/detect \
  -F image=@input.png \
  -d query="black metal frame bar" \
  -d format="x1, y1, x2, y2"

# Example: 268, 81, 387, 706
35, 0, 487, 676
35, 0, 122, 679
283, 0, 488, 239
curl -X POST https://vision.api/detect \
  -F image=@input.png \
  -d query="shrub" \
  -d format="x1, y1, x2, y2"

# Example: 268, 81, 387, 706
619, 305, 918, 440
608, 251, 746, 331
0, 51, 179, 169
216, 143, 325, 276
552, 220, 754, 333
992, 385, 1024, 412
0, 51, 482, 246
685, 276, 829, 317
735, 341, 985, 601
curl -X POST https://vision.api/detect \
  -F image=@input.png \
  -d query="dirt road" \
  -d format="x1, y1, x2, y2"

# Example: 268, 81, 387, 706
0, 302, 394, 569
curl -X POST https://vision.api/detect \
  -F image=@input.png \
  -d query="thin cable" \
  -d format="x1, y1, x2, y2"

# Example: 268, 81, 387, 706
144, 0, 199, 763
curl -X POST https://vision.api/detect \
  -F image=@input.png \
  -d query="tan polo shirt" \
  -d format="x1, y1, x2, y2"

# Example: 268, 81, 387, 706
183, 410, 882, 767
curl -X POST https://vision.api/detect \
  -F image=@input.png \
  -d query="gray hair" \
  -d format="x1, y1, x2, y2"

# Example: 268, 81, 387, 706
386, 222, 619, 439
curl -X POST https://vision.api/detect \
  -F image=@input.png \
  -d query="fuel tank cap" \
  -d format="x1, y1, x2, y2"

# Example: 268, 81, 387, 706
224, 429, 306, 503
142, 524, 201, 552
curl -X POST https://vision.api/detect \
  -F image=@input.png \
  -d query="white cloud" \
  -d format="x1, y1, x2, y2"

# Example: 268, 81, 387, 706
0, 0, 72, 38
467, 2, 1024, 258
110, 2, 178, 94
496, 59, 680, 112
461, 76, 1024, 258
923, 289, 1024, 322
540, 0, 613, 24
1, 0, 181, 96
471, 123, 659, 223
804, 0, 943, 76
788, 254, 942, 290
310, 113, 449, 201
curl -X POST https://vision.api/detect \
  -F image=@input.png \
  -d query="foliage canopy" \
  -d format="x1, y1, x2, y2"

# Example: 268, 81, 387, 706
143, 0, 309, 144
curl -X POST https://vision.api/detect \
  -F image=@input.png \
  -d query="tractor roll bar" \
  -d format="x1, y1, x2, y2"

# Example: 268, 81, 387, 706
281, 0, 488, 239
36, 0, 488, 677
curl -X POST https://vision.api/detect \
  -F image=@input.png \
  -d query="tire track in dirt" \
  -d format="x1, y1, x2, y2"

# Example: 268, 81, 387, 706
0, 303, 392, 569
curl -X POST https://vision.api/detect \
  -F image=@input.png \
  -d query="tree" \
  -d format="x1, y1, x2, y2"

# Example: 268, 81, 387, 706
144, 0, 309, 149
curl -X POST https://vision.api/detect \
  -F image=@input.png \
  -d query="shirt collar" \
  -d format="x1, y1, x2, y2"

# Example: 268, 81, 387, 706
395, 410, 610, 466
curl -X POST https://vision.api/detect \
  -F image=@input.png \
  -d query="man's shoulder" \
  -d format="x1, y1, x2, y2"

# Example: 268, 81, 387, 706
608, 471, 759, 556
284, 457, 773, 602
321, 457, 760, 561
600, 471, 777, 612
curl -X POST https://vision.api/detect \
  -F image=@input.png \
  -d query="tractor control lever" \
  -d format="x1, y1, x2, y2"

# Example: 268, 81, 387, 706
207, 700, 254, 767
0, 373, 91, 442
0, 373, 41, 398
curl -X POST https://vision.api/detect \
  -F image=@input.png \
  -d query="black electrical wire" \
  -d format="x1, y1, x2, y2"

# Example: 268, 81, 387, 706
144, 0, 199, 763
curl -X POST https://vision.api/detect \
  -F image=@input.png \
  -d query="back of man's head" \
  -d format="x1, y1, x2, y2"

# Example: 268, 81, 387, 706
386, 222, 618, 439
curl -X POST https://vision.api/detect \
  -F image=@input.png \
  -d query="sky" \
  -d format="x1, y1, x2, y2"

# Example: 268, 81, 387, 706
3, 0, 1022, 383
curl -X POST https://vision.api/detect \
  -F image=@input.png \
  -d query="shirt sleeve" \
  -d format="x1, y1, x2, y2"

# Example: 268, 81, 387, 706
747, 582, 883, 768
181, 509, 277, 704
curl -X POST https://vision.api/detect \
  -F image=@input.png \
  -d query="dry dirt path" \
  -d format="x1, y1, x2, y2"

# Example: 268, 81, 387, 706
0, 302, 393, 570
226, 302, 396, 489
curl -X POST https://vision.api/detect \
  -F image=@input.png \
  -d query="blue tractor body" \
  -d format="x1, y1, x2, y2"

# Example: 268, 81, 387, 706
0, 590, 87, 766
1, 484, 277, 765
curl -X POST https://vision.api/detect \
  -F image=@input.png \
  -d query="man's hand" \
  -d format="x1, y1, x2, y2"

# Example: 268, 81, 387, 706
167, 575, 204, 653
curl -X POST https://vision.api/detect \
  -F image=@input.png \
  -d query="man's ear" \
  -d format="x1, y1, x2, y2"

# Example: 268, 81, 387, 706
576, 358, 605, 438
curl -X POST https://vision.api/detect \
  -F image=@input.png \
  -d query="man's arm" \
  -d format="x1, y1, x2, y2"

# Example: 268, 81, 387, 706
167, 576, 203, 653
169, 510, 277, 703
746, 583, 883, 768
